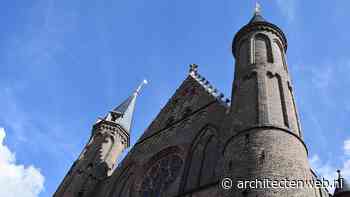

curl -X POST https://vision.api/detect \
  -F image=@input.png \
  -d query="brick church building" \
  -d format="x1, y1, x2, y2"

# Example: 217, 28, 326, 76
54, 5, 349, 197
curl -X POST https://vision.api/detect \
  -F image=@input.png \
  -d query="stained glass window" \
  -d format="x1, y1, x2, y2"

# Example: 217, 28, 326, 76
140, 154, 183, 197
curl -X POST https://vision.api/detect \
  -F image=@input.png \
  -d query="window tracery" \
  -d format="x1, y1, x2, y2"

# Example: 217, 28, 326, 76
140, 154, 183, 197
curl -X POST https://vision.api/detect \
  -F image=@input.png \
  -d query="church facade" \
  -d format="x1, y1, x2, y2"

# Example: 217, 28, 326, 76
54, 7, 350, 197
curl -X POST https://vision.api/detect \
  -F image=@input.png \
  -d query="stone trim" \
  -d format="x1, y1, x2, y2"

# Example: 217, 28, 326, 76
93, 120, 130, 147
223, 124, 309, 156
179, 124, 221, 193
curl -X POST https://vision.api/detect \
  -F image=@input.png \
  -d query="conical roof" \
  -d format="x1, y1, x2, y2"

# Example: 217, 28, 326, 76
232, 2, 288, 58
249, 12, 266, 24
104, 80, 147, 133
113, 95, 135, 115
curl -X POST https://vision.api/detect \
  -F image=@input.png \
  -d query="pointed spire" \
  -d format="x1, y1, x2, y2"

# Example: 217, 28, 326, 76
249, 1, 266, 24
113, 80, 147, 114
135, 79, 148, 96
255, 1, 261, 14
104, 80, 147, 132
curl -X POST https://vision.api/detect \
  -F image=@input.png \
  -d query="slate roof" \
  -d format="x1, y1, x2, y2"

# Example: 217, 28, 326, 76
248, 12, 267, 24
101, 80, 147, 133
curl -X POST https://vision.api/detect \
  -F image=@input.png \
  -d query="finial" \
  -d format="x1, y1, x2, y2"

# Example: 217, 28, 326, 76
189, 64, 198, 74
135, 79, 148, 95
337, 169, 342, 179
255, 1, 261, 14
336, 170, 345, 189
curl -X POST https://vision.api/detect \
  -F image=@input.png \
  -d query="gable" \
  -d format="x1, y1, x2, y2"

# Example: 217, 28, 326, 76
136, 74, 228, 143
94, 72, 230, 197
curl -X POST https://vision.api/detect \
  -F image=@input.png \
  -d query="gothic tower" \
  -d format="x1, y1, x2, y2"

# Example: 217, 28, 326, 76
54, 80, 147, 197
223, 5, 314, 196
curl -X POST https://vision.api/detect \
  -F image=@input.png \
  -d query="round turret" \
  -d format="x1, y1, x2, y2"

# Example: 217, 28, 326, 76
223, 4, 314, 197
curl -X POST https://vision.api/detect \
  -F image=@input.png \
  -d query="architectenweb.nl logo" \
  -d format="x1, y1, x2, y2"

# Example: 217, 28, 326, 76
221, 177, 343, 190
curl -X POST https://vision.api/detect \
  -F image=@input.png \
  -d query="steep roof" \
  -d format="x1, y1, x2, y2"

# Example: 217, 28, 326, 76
135, 64, 230, 144
248, 12, 266, 24
101, 80, 147, 133
113, 95, 135, 116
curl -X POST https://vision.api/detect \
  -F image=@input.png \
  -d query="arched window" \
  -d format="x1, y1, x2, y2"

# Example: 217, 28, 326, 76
180, 126, 222, 192
117, 173, 133, 197
254, 34, 273, 64
107, 165, 134, 197
140, 154, 182, 197
273, 39, 288, 72
238, 39, 249, 66
139, 147, 184, 197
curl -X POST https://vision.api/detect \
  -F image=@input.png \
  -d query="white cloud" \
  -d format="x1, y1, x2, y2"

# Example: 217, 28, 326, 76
342, 160, 350, 178
345, 139, 350, 156
0, 128, 45, 197
310, 138, 350, 193
310, 155, 338, 193
310, 155, 337, 182
275, 0, 297, 22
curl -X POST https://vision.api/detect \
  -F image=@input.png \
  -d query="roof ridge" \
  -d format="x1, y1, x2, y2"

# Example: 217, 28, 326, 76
188, 64, 230, 107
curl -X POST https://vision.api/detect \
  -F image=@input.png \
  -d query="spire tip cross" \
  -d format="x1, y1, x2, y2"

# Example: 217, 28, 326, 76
135, 79, 148, 95
189, 64, 198, 73
255, 1, 261, 14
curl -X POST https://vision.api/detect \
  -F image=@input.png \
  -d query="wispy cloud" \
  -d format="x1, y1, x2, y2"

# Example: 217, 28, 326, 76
343, 160, 350, 178
0, 128, 45, 197
345, 139, 350, 156
310, 155, 337, 183
310, 66, 333, 89
310, 138, 350, 192
0, 87, 80, 161
4, 0, 78, 72
0, 86, 83, 196
274, 0, 297, 22
310, 156, 344, 193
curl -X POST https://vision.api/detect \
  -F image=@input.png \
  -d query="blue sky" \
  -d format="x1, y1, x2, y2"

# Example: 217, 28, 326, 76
0, 0, 349, 196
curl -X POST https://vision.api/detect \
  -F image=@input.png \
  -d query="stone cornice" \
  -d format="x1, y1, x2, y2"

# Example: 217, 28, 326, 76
93, 120, 130, 147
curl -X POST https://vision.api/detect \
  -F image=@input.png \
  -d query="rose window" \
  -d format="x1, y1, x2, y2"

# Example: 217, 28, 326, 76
140, 154, 183, 197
